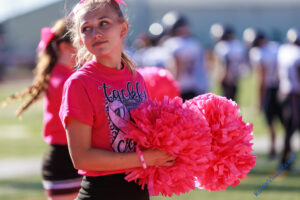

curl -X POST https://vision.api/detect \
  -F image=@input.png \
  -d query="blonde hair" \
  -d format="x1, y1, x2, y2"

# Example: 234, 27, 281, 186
2, 19, 72, 117
68, 0, 135, 74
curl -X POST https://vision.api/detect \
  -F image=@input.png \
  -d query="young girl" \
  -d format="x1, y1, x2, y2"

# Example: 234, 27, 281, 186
60, 0, 176, 199
3, 19, 81, 200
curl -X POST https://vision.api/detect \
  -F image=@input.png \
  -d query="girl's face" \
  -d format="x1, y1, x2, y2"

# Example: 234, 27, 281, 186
79, 5, 128, 59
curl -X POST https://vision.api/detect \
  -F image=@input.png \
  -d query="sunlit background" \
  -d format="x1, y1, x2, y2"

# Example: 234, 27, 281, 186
0, 0, 299, 199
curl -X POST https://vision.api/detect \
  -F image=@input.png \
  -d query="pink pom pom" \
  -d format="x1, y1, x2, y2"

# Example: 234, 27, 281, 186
125, 96, 211, 196
137, 67, 180, 101
185, 93, 256, 191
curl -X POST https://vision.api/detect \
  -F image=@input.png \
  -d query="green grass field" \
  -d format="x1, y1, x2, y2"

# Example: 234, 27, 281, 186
0, 79, 47, 158
0, 153, 299, 200
0, 73, 299, 200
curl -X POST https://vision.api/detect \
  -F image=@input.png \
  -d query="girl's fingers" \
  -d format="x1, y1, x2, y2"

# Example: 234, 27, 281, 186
164, 159, 176, 166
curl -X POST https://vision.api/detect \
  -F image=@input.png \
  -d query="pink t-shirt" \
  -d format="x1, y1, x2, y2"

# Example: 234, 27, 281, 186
59, 61, 148, 177
43, 64, 73, 145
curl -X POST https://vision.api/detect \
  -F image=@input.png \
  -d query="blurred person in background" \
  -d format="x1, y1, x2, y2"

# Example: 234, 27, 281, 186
0, 24, 5, 82
244, 28, 282, 159
131, 23, 180, 101
277, 28, 300, 169
131, 33, 150, 66
132, 22, 175, 70
2, 19, 81, 199
161, 11, 209, 101
211, 23, 247, 101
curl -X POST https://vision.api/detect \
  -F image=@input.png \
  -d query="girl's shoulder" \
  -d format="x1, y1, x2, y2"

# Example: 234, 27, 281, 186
64, 65, 95, 90
68, 62, 98, 81
134, 70, 146, 81
67, 68, 89, 82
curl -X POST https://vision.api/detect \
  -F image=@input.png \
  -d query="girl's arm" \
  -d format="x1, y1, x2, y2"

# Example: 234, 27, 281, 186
66, 116, 176, 171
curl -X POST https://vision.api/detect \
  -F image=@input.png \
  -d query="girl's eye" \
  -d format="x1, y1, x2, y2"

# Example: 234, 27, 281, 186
82, 26, 91, 33
99, 21, 109, 28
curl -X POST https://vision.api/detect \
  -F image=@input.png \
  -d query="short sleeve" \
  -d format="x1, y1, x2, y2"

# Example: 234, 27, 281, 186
59, 78, 94, 128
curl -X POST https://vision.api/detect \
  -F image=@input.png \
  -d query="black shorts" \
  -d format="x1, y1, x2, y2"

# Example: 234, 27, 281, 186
288, 93, 300, 130
262, 87, 282, 125
221, 81, 237, 101
77, 174, 149, 200
42, 144, 82, 196
181, 90, 197, 101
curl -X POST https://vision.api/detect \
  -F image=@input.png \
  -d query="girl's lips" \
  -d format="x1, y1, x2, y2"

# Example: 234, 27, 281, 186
92, 41, 107, 47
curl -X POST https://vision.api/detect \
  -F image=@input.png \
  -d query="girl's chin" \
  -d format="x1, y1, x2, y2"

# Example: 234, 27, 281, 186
93, 49, 111, 57
91, 47, 120, 58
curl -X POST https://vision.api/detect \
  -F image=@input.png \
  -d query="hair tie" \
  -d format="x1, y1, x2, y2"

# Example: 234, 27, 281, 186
37, 27, 55, 51
78, 0, 86, 4
115, 0, 127, 5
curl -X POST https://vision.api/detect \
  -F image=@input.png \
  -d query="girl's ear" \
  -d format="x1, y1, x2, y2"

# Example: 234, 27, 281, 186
120, 22, 129, 38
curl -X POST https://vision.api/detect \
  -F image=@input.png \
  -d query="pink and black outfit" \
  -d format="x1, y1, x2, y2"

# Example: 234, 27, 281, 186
41, 64, 82, 196
60, 61, 149, 199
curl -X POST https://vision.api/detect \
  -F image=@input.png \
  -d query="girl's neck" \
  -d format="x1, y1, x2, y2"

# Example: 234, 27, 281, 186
94, 53, 122, 70
57, 54, 75, 69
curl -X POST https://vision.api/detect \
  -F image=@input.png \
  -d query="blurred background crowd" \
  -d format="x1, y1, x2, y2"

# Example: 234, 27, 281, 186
1, 0, 299, 161
0, 0, 299, 199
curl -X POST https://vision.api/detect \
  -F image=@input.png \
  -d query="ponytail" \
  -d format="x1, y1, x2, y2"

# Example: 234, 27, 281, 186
121, 51, 136, 75
2, 19, 70, 117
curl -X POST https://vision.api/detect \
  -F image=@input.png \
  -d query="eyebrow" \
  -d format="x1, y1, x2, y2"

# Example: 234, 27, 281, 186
81, 16, 111, 26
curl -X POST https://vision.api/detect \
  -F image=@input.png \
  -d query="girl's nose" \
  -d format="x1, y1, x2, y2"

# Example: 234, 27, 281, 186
92, 27, 103, 38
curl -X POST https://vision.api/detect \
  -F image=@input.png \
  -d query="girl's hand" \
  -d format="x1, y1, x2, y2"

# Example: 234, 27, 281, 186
142, 149, 176, 167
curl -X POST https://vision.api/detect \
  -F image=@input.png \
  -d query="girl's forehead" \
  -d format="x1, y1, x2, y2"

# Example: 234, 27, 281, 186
79, 5, 118, 22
